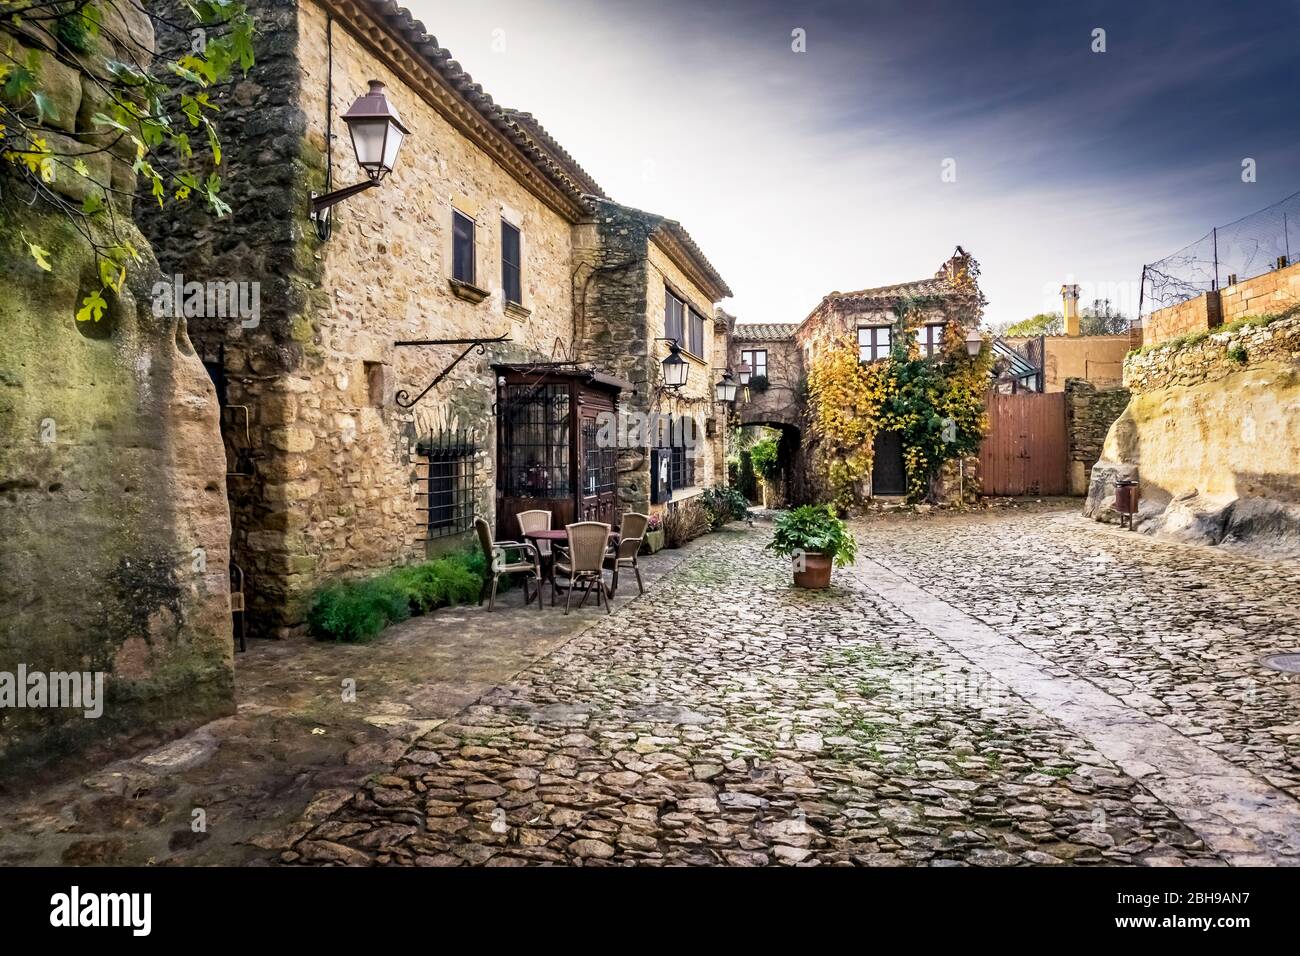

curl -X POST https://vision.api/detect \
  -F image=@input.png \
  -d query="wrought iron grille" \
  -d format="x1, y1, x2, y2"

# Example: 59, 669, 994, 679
582, 421, 617, 497
417, 428, 477, 540
499, 384, 571, 497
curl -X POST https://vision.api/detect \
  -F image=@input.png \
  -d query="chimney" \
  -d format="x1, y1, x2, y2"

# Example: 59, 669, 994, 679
1060, 283, 1081, 336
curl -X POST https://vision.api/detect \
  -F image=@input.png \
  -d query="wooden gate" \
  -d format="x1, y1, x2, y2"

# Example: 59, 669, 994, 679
978, 391, 1068, 496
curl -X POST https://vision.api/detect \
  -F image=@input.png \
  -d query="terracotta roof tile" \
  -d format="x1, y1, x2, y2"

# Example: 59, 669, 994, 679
732, 322, 799, 341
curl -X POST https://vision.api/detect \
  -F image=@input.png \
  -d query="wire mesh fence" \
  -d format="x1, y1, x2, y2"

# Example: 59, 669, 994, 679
1140, 188, 1300, 319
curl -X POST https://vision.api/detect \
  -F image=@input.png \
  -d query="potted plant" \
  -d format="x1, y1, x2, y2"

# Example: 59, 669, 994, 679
642, 513, 665, 554
765, 504, 856, 589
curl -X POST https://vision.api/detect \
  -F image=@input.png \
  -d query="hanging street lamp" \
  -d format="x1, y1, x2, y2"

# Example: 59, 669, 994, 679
737, 362, 752, 386
311, 80, 411, 239
714, 368, 738, 402
658, 338, 689, 388
965, 327, 985, 357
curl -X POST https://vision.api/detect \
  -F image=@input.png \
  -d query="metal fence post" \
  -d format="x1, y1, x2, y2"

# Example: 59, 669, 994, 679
1212, 227, 1219, 291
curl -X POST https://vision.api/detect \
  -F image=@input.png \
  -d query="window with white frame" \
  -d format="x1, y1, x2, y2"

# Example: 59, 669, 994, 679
915, 323, 945, 357
858, 325, 891, 362
740, 349, 767, 380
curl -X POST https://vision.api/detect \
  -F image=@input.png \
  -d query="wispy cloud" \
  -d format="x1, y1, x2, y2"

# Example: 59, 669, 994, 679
403, 0, 1300, 325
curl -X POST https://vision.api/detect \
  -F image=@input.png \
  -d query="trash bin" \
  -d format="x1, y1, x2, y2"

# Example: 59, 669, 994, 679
1114, 478, 1139, 530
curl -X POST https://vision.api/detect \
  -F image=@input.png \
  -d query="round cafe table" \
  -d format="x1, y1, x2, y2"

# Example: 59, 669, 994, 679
524, 528, 619, 597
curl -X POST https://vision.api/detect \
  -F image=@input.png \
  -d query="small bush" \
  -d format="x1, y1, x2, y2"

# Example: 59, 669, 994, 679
1227, 343, 1248, 364
749, 373, 770, 392
308, 551, 485, 643
663, 500, 711, 548
700, 486, 750, 528
750, 439, 780, 482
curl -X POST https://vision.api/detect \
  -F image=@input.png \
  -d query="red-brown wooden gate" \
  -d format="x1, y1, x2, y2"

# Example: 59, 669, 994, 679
978, 391, 1068, 496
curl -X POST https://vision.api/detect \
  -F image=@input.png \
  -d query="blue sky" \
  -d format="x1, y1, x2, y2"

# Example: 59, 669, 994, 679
407, 0, 1300, 326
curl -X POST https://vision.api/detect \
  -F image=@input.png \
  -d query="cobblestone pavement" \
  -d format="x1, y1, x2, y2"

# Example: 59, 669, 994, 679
282, 512, 1281, 867
854, 506, 1300, 803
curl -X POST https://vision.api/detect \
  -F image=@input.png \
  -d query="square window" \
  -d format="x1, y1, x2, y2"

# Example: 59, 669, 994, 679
858, 326, 891, 362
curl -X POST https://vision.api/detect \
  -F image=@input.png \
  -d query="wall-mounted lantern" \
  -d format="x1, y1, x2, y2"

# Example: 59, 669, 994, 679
310, 80, 410, 240
658, 338, 688, 388
965, 327, 984, 357
713, 368, 738, 402
737, 362, 752, 386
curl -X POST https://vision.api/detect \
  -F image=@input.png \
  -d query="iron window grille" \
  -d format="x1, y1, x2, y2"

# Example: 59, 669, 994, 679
582, 420, 617, 497
452, 209, 476, 284
418, 428, 478, 540
502, 220, 522, 305
499, 384, 572, 497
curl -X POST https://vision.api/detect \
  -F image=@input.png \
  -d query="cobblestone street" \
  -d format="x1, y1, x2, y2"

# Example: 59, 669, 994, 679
284, 505, 1300, 867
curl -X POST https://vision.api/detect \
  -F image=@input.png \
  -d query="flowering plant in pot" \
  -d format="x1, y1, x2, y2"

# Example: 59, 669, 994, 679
641, 512, 665, 554
765, 505, 856, 588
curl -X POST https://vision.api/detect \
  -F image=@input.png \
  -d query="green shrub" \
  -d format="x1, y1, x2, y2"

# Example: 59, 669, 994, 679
308, 550, 486, 643
700, 486, 750, 528
1227, 343, 1248, 364
749, 373, 769, 392
750, 438, 780, 482
765, 504, 857, 567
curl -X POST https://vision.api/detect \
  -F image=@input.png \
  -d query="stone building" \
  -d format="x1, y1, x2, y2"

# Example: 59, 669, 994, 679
0, 3, 233, 774
731, 248, 984, 501
140, 0, 732, 637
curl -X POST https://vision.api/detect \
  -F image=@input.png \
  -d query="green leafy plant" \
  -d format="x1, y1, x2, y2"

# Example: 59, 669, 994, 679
308, 551, 484, 643
748, 373, 769, 392
765, 504, 857, 567
749, 438, 780, 482
1227, 343, 1248, 364
1, 0, 256, 323
699, 486, 749, 528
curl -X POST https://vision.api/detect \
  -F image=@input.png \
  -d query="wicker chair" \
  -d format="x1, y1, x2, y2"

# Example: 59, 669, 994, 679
552, 521, 612, 615
474, 518, 542, 612
607, 512, 649, 596
516, 509, 553, 556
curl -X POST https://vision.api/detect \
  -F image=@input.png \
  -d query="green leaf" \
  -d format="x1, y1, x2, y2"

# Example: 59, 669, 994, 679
31, 90, 58, 124
81, 191, 103, 215
76, 289, 108, 323
27, 241, 52, 271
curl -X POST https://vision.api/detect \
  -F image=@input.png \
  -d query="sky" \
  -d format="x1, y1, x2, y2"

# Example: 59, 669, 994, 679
405, 0, 1300, 327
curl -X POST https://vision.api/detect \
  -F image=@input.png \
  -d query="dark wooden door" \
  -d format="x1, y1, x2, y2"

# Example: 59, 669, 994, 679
979, 390, 1068, 495
872, 430, 906, 496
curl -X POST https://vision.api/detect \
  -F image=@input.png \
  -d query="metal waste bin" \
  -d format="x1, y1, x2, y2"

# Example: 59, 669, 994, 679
1114, 478, 1139, 530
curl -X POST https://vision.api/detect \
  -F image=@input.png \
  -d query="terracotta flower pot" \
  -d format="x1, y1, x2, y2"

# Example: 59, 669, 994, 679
792, 552, 833, 589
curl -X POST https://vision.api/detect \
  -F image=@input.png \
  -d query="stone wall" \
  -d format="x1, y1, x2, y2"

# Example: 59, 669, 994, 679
1064, 378, 1130, 495
1141, 261, 1300, 348
1087, 314, 1300, 556
1220, 260, 1300, 324
0, 5, 233, 775
1143, 292, 1220, 347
